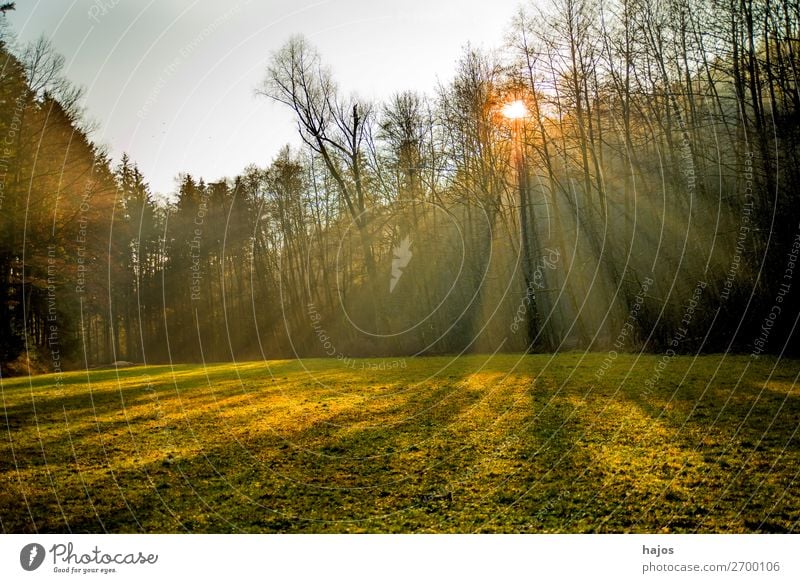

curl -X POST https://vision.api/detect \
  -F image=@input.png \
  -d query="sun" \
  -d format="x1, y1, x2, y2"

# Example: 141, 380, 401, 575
501, 99, 529, 120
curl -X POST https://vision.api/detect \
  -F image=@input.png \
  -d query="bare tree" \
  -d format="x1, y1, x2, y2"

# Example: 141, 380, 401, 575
259, 36, 377, 281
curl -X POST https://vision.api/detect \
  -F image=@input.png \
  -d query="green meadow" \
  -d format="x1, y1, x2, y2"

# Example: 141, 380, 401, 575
1, 353, 798, 533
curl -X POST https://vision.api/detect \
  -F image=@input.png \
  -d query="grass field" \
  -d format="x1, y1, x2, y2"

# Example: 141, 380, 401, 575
1, 353, 798, 533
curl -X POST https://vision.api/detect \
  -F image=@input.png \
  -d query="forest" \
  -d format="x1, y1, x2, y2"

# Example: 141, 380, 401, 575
1, 0, 799, 375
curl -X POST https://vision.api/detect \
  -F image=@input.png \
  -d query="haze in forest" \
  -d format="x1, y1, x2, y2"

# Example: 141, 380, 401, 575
1, 0, 799, 374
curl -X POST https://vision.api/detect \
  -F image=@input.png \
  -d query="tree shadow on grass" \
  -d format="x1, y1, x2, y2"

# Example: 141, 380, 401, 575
6, 355, 797, 533
601, 356, 800, 533
1, 373, 492, 533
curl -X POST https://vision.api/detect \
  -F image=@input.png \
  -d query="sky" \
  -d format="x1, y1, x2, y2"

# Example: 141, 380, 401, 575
7, 0, 524, 196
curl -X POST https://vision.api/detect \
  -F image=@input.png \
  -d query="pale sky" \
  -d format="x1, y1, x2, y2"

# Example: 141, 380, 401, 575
7, 0, 523, 196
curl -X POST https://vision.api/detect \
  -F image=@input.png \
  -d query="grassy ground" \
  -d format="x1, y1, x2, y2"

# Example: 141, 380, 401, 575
1, 353, 798, 533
